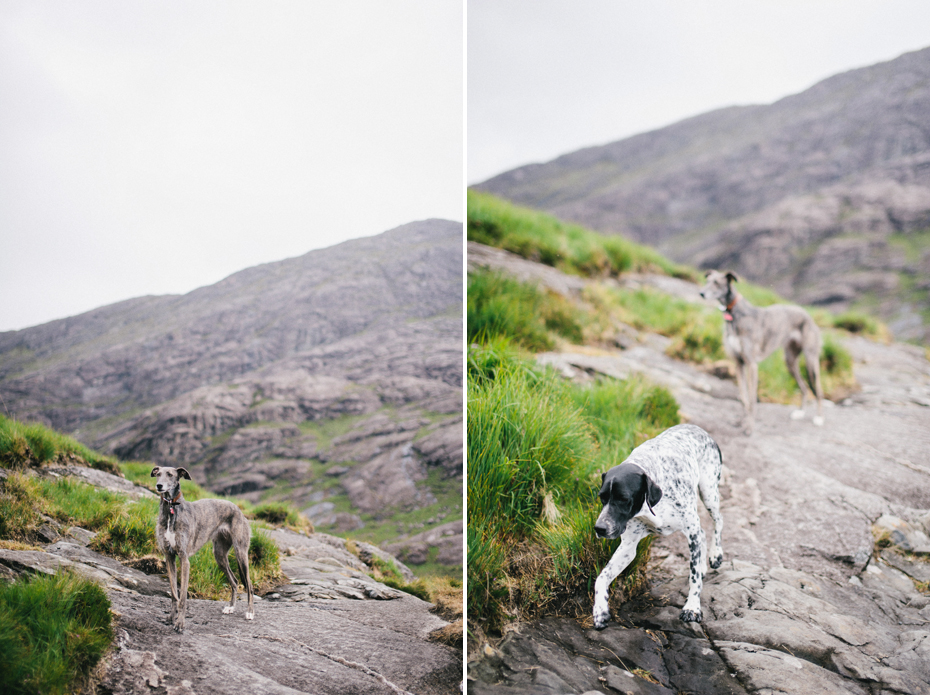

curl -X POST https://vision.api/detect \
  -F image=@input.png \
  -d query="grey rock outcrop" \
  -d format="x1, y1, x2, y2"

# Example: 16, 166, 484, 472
476, 46, 930, 341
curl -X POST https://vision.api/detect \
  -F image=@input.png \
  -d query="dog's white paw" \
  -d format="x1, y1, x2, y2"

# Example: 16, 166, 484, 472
790, 409, 806, 421
245, 610, 255, 621
813, 416, 825, 427
679, 608, 702, 623
222, 606, 235, 614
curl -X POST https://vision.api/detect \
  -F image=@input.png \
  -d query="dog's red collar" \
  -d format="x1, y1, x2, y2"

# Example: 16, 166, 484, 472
724, 295, 739, 322
163, 490, 182, 515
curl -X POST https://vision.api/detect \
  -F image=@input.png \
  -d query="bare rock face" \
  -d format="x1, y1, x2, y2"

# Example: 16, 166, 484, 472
477, 47, 930, 342
0, 219, 463, 559
384, 520, 463, 567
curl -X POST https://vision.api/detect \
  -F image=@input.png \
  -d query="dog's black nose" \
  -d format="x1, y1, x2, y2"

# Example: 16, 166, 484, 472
156, 484, 163, 491
594, 523, 607, 538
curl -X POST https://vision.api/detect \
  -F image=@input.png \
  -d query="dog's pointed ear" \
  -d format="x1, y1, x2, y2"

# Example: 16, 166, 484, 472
177, 467, 192, 480
644, 475, 663, 511
725, 271, 739, 284
150, 466, 160, 477
704, 269, 713, 278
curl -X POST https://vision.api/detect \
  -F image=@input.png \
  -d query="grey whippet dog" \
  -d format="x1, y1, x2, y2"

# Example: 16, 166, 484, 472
699, 270, 824, 433
152, 466, 255, 632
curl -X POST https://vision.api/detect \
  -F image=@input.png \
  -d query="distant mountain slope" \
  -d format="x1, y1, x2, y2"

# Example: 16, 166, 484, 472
0, 219, 464, 565
476, 47, 930, 341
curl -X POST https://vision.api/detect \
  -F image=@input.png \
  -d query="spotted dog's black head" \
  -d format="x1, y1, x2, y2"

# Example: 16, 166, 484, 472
594, 463, 662, 539
151, 466, 191, 502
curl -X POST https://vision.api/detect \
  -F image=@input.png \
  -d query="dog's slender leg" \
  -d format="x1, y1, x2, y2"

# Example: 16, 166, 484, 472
733, 361, 751, 427
680, 520, 706, 622
165, 553, 179, 625
593, 522, 648, 630
746, 361, 759, 432
735, 361, 755, 433
214, 536, 238, 614
233, 533, 255, 620
785, 346, 808, 420
175, 553, 190, 633
805, 345, 825, 426
698, 477, 724, 570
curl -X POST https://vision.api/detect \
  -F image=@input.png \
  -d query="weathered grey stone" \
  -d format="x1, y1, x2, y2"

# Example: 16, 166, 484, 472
875, 515, 930, 554
40, 465, 155, 499
44, 541, 170, 595
104, 590, 460, 695
383, 520, 463, 566
0, 547, 168, 596
715, 641, 870, 695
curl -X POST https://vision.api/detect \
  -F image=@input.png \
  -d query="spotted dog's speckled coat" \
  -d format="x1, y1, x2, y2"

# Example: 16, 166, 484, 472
593, 424, 723, 627
152, 466, 255, 633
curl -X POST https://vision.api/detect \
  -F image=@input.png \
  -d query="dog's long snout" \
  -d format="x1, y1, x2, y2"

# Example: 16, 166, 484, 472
156, 483, 164, 492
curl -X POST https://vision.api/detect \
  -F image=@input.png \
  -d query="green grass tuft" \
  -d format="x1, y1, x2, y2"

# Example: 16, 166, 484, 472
468, 190, 695, 280
467, 342, 679, 631
0, 414, 120, 474
468, 270, 584, 350
0, 570, 113, 695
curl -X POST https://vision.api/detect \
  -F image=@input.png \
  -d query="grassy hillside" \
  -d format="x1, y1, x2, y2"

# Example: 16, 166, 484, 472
468, 191, 878, 405
468, 190, 696, 280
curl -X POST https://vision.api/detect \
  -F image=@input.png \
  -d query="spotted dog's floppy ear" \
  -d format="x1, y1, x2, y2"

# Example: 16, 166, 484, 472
177, 467, 192, 481
150, 466, 160, 477
644, 475, 663, 513
601, 471, 607, 483
725, 271, 739, 284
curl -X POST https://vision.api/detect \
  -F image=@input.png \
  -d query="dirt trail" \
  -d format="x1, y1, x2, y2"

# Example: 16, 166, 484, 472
468, 242, 930, 695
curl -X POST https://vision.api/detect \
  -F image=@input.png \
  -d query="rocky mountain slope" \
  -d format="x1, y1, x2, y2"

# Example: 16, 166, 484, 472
0, 465, 461, 695
468, 244, 930, 694
0, 220, 463, 566
475, 46, 930, 342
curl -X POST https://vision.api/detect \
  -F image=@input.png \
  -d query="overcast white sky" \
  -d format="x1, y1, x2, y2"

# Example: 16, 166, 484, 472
469, 0, 930, 184
0, 1, 463, 332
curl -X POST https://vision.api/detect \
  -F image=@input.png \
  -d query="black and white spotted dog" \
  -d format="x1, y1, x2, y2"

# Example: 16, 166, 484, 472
593, 424, 724, 628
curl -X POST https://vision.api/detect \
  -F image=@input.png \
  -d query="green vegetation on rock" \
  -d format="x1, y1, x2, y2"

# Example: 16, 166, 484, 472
467, 340, 679, 632
468, 270, 586, 350
468, 191, 865, 404
468, 190, 696, 280
0, 414, 119, 474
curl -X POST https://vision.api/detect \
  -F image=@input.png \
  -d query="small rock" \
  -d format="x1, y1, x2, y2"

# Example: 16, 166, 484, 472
36, 524, 60, 543
874, 515, 930, 554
